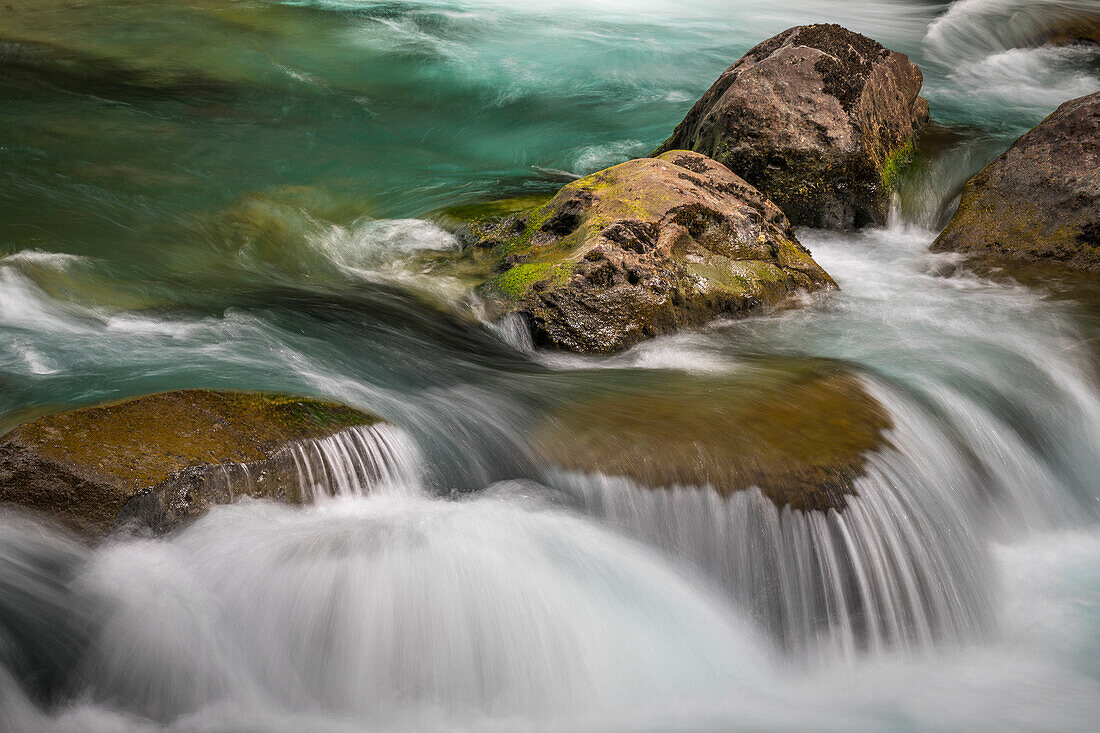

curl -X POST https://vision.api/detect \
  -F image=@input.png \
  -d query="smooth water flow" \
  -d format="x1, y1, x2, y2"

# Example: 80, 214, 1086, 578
291, 423, 426, 500
1, 0, 1099, 730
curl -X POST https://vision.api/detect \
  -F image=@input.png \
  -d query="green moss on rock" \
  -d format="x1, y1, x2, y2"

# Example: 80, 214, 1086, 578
490, 262, 572, 298
464, 150, 836, 353
878, 138, 914, 189
932, 92, 1099, 273
433, 194, 555, 231
0, 390, 380, 538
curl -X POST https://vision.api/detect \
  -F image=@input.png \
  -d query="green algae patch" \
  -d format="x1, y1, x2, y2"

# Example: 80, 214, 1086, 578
433, 194, 554, 230
490, 262, 571, 299
535, 358, 891, 512
0, 390, 381, 537
458, 152, 835, 353
878, 138, 914, 189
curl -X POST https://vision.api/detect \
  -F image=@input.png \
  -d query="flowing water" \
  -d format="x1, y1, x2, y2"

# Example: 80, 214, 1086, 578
1, 0, 1099, 730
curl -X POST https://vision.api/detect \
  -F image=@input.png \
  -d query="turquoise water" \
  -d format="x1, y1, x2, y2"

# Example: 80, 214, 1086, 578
3, 0, 1098, 416
1, 1, 1100, 730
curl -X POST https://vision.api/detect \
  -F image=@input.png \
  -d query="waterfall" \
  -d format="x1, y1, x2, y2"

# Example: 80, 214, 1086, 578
110, 423, 427, 536
559, 470, 992, 658
551, 382, 996, 657
289, 423, 425, 500
548, 332, 1099, 658
4, 494, 773, 731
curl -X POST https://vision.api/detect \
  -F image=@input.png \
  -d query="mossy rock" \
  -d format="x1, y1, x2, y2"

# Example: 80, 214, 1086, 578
654, 24, 928, 229
0, 390, 381, 538
535, 358, 892, 512
468, 150, 836, 353
931, 91, 1099, 273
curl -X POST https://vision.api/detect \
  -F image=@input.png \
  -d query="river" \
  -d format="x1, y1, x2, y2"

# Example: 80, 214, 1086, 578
1, 0, 1098, 730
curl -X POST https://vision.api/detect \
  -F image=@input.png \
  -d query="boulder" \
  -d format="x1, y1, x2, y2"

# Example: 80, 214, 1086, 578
535, 359, 891, 512
0, 390, 381, 538
472, 150, 836, 353
655, 24, 928, 229
931, 91, 1100, 273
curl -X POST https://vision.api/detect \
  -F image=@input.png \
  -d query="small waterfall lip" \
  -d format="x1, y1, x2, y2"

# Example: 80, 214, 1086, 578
288, 422, 426, 500
540, 367, 1033, 659
108, 421, 429, 539
487, 312, 535, 354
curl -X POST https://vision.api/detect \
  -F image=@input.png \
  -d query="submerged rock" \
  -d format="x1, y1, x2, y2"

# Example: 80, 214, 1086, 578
0, 36, 239, 101
1037, 16, 1100, 47
0, 390, 381, 538
1003, 9, 1100, 49
472, 150, 835, 353
655, 24, 928, 229
433, 194, 555, 238
931, 91, 1100, 273
535, 359, 891, 512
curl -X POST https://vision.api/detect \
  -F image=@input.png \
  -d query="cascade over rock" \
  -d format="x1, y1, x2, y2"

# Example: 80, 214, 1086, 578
655, 24, 928, 229
0, 390, 384, 537
469, 150, 835, 353
931, 91, 1100, 273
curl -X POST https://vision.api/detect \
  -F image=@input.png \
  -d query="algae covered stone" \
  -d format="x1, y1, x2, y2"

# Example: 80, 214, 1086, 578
931, 91, 1100, 273
0, 390, 381, 538
433, 194, 555, 238
655, 24, 928, 229
472, 150, 836, 353
534, 358, 891, 512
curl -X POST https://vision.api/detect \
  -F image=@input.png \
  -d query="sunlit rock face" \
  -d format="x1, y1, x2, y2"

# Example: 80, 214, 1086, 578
656, 24, 928, 229
469, 150, 835, 353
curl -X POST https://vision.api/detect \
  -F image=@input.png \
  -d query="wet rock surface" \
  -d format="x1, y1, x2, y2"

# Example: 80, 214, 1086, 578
655, 24, 928, 229
0, 390, 380, 538
471, 150, 835, 353
931, 91, 1100, 273
535, 358, 892, 512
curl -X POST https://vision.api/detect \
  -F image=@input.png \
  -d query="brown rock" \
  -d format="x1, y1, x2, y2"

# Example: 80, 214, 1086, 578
655, 24, 928, 228
0, 390, 381, 538
931, 91, 1100, 272
474, 150, 836, 353
535, 358, 892, 512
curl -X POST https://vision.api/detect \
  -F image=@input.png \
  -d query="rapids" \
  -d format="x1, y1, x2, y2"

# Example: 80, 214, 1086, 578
1, 0, 1098, 730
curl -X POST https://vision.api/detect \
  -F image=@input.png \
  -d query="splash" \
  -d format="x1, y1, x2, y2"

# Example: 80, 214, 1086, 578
923, 0, 1100, 129
2, 494, 774, 731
